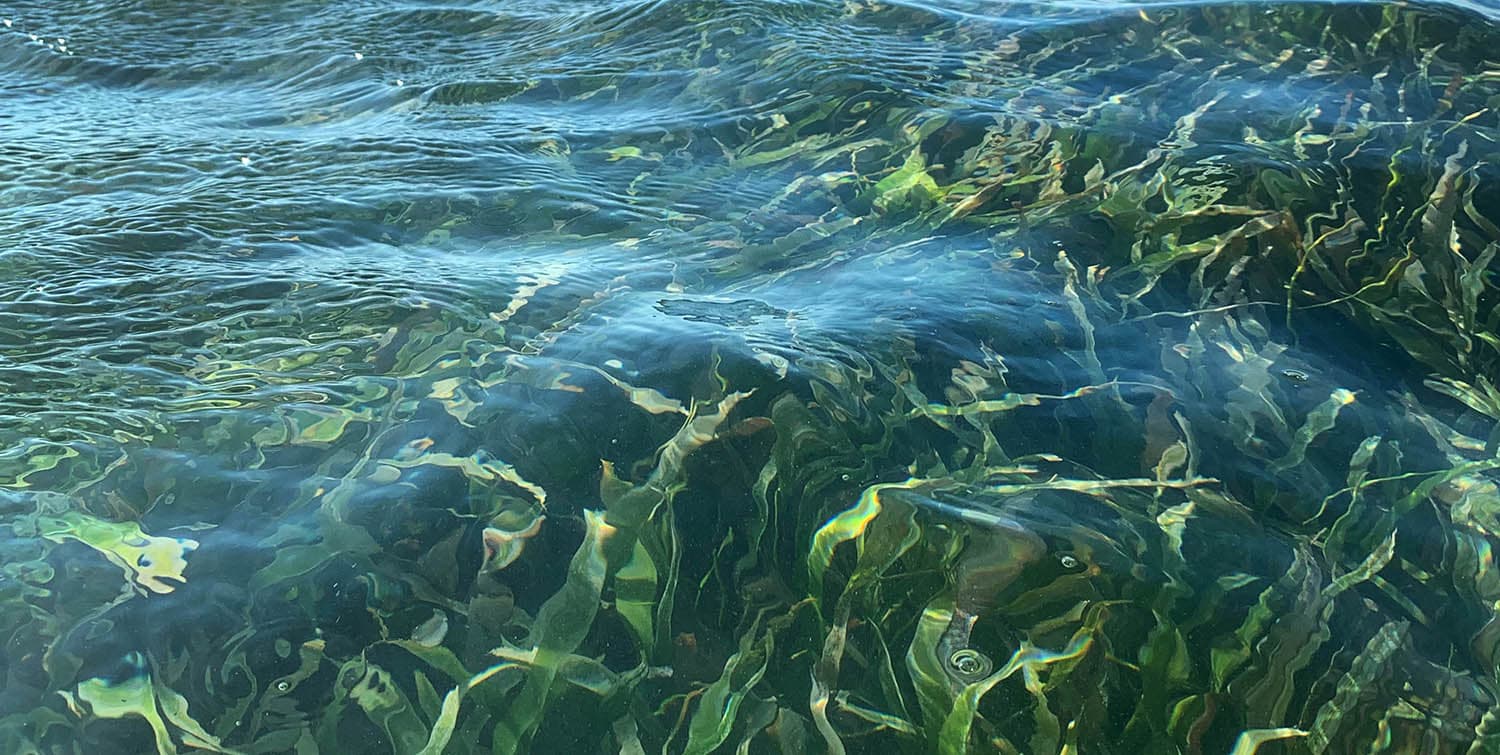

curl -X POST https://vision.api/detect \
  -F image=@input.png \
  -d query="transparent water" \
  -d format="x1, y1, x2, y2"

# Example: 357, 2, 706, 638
3, 1, 1500, 752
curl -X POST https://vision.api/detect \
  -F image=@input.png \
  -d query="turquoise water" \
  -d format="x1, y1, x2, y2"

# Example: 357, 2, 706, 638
4, 1, 1500, 752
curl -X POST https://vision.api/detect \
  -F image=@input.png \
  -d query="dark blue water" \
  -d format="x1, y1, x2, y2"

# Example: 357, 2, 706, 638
4, 1, 1500, 752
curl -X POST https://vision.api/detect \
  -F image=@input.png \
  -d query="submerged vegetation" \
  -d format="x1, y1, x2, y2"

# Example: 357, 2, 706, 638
3, 1, 1500, 752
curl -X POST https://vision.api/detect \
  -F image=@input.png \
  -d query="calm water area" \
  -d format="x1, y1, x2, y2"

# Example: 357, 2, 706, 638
3, 1, 1500, 752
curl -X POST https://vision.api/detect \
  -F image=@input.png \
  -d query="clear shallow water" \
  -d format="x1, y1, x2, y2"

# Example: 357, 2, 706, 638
3, 1, 1500, 752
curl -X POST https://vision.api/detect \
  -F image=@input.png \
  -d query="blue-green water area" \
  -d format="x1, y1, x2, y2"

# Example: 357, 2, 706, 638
3, 1, 1500, 752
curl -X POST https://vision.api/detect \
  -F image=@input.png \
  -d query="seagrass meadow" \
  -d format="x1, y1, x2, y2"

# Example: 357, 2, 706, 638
2, 0, 1500, 752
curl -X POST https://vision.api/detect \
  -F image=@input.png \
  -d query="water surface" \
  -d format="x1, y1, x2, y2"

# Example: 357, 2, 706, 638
3, 1, 1500, 752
